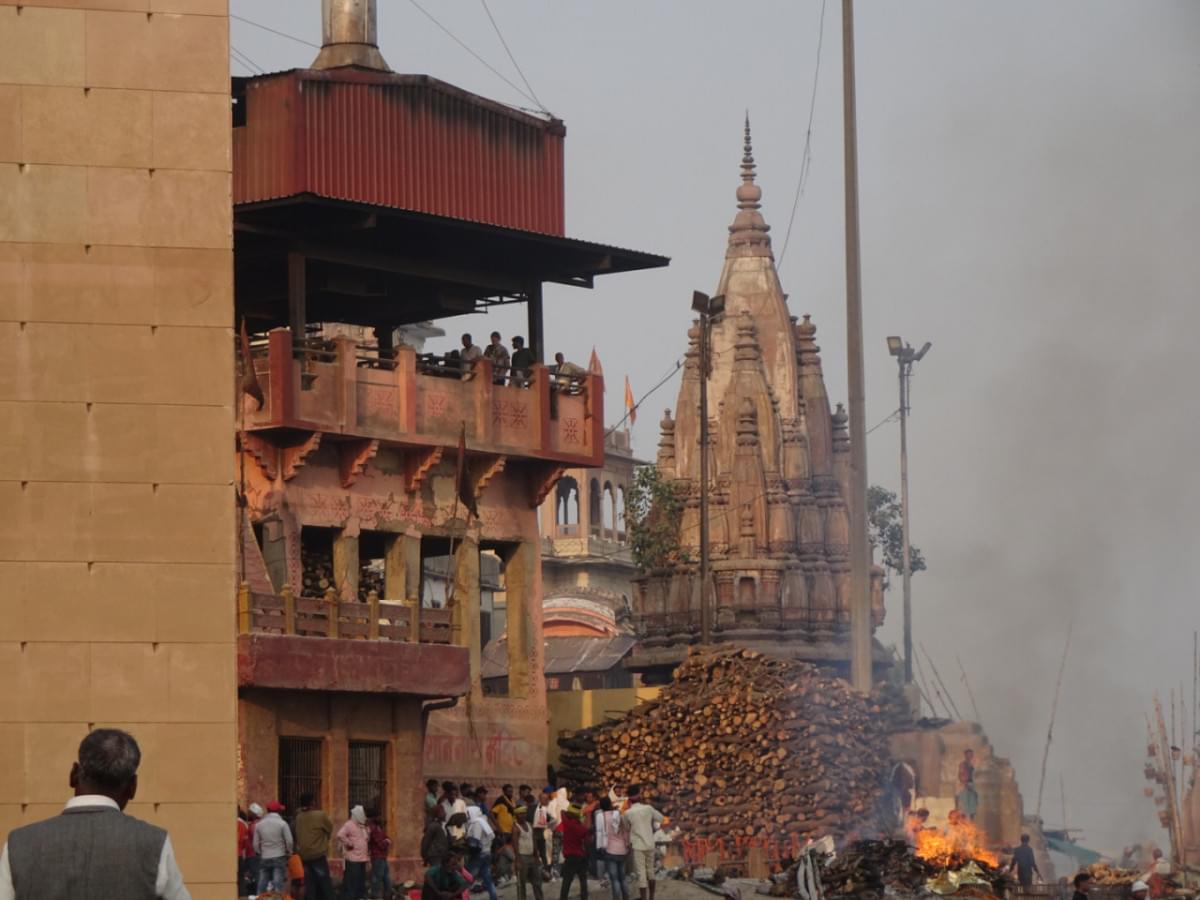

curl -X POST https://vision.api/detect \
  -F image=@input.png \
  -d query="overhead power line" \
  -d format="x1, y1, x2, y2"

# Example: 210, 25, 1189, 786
407, 0, 543, 109
230, 43, 265, 75
779, 0, 829, 269
606, 357, 685, 437
231, 13, 320, 49
479, 0, 549, 114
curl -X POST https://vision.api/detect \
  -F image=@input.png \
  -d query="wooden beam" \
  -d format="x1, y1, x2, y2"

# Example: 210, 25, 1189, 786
527, 283, 545, 363
287, 251, 306, 342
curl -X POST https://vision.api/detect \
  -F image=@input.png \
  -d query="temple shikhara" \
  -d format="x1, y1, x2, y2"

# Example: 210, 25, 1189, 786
629, 122, 884, 680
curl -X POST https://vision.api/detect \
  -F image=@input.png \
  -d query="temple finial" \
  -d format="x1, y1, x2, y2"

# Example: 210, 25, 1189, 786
728, 111, 771, 256
742, 111, 755, 184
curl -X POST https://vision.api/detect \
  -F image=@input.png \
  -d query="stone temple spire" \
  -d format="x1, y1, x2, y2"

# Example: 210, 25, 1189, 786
727, 114, 772, 259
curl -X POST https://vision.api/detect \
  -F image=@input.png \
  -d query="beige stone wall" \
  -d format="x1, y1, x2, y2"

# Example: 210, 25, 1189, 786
0, 2, 235, 897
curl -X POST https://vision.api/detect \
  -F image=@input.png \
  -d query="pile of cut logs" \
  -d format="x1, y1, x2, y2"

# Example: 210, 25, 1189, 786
301, 547, 334, 597
557, 647, 904, 842
359, 561, 386, 601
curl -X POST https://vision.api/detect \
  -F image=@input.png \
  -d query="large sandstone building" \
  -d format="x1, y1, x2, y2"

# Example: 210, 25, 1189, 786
230, 0, 665, 876
0, 1, 237, 896
629, 124, 884, 680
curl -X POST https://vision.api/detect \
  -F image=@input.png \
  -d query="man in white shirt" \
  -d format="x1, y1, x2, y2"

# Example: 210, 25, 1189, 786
460, 333, 483, 379
545, 787, 569, 877
620, 784, 664, 900
0, 728, 189, 899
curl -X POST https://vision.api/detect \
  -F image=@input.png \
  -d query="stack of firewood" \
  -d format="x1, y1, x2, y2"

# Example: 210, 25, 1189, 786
301, 547, 334, 597
359, 561, 386, 601
558, 647, 904, 842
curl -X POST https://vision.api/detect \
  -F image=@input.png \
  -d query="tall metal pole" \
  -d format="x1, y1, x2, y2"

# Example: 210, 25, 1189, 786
899, 359, 913, 683
842, 0, 872, 692
698, 312, 712, 645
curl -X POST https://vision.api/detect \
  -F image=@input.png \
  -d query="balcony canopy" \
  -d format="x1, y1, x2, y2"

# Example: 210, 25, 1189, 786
234, 194, 670, 332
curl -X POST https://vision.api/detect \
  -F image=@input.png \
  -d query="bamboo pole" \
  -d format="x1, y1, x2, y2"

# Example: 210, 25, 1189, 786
1036, 622, 1073, 820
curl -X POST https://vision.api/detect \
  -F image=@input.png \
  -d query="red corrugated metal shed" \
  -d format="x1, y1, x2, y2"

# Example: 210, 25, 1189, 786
233, 68, 566, 235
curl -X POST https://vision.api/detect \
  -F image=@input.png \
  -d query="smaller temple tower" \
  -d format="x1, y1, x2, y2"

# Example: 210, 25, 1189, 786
539, 427, 644, 630
629, 120, 884, 681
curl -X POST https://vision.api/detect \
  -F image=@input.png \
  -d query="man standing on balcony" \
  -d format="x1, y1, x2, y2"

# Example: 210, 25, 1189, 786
510, 337, 535, 388
460, 334, 482, 379
484, 332, 510, 384
296, 793, 336, 900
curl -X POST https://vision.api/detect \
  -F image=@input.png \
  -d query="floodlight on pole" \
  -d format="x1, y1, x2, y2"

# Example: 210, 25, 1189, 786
888, 335, 931, 685
692, 291, 723, 646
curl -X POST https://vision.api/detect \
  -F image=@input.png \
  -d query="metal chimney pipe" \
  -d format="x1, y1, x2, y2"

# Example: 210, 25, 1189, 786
312, 0, 390, 71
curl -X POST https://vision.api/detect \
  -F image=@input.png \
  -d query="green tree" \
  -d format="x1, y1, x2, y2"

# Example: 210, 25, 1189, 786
626, 466, 688, 571
868, 484, 926, 588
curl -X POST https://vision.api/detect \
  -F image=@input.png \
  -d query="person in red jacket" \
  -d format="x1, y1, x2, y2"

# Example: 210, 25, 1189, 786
559, 805, 590, 900
368, 811, 393, 899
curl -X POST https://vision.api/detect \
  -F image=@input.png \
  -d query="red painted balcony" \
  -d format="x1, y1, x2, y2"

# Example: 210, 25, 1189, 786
237, 585, 469, 696
245, 329, 604, 468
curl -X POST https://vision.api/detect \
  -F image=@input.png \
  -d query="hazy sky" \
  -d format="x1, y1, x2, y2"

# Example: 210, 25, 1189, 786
231, 0, 1200, 855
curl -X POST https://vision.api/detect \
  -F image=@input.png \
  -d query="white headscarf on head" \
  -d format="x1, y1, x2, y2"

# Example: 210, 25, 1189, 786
467, 805, 495, 843
352, 804, 367, 825
249, 803, 264, 819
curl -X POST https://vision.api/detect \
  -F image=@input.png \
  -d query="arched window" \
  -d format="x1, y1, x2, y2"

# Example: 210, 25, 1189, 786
602, 481, 615, 536
556, 476, 580, 530
589, 479, 602, 535
616, 485, 627, 541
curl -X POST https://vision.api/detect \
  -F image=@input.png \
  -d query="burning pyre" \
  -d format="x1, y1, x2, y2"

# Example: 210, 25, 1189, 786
815, 821, 1005, 899
913, 818, 999, 870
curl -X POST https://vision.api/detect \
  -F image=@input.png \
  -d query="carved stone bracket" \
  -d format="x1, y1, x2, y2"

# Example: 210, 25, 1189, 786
404, 446, 443, 494
281, 432, 322, 481
470, 454, 507, 500
530, 464, 567, 509
242, 433, 279, 481
339, 438, 380, 488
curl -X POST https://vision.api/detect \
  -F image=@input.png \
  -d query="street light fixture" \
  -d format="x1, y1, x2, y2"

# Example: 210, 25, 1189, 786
887, 336, 931, 685
692, 290, 724, 646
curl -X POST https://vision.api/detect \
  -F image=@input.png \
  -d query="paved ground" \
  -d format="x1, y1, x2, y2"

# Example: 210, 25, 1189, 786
491, 873, 765, 900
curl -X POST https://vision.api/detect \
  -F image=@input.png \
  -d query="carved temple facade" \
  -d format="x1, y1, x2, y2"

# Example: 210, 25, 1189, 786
629, 123, 884, 679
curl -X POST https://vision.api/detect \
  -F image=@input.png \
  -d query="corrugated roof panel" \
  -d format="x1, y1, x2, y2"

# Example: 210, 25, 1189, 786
481, 635, 635, 680
234, 69, 566, 235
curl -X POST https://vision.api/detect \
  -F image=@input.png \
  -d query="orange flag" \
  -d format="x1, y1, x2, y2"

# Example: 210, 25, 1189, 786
624, 375, 636, 426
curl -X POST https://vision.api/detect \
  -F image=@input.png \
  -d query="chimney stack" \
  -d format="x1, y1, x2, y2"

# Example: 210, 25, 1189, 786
312, 0, 390, 71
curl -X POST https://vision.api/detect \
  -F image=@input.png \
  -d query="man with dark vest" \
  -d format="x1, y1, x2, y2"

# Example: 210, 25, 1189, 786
0, 727, 189, 899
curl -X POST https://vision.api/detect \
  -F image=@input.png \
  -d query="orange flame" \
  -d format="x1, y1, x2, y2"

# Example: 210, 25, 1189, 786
915, 818, 998, 868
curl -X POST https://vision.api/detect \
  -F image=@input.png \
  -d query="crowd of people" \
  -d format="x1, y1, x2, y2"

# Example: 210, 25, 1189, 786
417, 332, 586, 393
421, 781, 666, 900
237, 795, 394, 899
234, 781, 666, 900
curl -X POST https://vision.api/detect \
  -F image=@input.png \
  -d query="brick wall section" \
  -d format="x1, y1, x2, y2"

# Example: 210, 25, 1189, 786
0, 2, 236, 898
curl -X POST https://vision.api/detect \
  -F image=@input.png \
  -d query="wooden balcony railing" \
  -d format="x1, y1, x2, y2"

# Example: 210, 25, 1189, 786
242, 328, 604, 468
237, 584, 453, 644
